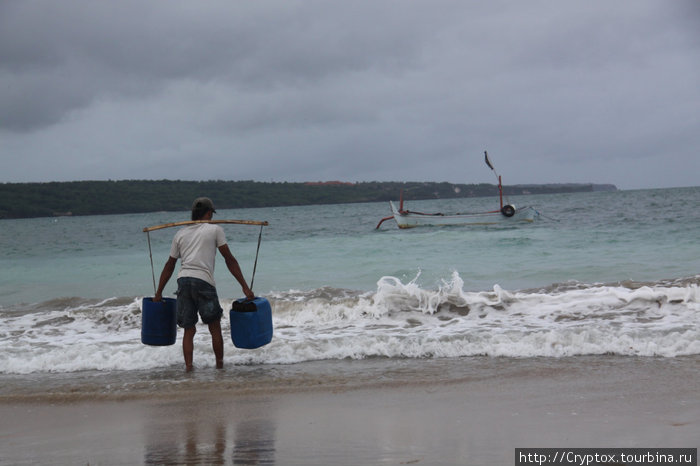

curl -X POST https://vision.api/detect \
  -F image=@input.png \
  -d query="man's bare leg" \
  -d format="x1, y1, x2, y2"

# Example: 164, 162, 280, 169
183, 326, 196, 371
208, 319, 224, 369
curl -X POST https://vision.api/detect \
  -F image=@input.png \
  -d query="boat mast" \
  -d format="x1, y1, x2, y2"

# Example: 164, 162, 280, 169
498, 175, 503, 209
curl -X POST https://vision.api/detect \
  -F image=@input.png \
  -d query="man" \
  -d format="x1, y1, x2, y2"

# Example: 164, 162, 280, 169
154, 197, 255, 371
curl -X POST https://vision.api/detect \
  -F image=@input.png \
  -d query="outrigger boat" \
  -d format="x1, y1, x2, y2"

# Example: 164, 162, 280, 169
376, 151, 539, 229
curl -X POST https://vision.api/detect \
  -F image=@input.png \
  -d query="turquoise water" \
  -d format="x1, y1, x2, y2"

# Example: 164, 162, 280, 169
0, 187, 698, 378
1, 187, 698, 304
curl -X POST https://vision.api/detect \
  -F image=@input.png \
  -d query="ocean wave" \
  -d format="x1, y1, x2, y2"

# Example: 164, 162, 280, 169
0, 273, 698, 374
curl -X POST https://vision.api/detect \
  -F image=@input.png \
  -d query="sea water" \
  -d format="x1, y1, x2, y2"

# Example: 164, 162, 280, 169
0, 187, 698, 396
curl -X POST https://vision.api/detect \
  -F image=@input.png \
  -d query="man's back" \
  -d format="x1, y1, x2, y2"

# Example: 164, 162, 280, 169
171, 223, 226, 286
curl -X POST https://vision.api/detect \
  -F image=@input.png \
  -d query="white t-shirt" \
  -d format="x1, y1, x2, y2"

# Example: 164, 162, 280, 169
169, 223, 227, 286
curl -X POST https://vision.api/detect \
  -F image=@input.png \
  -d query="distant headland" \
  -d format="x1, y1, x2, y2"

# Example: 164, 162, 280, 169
0, 180, 617, 219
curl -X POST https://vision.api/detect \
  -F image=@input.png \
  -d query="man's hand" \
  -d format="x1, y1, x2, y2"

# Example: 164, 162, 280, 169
243, 286, 255, 300
154, 257, 177, 303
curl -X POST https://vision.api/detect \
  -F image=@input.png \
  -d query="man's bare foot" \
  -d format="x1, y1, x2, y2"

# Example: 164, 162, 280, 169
216, 359, 224, 369
185, 364, 194, 372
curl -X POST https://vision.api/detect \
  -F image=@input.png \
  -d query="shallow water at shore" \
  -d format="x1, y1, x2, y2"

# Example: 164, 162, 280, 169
2, 355, 698, 402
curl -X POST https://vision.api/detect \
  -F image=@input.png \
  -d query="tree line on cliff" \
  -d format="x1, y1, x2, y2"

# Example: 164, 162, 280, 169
0, 179, 616, 219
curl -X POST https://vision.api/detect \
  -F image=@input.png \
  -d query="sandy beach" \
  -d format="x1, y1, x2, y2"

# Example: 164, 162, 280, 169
1, 356, 698, 465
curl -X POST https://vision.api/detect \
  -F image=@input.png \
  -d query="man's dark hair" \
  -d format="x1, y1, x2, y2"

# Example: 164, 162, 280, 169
191, 197, 215, 221
191, 206, 211, 221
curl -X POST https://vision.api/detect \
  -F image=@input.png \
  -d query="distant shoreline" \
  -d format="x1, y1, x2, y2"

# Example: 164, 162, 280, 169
0, 180, 617, 219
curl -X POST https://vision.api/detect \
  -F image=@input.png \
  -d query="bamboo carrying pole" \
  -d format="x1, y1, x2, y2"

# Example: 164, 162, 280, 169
143, 219, 268, 295
143, 219, 268, 233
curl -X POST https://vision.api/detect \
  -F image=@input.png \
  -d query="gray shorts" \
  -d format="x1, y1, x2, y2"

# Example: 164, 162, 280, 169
175, 277, 223, 328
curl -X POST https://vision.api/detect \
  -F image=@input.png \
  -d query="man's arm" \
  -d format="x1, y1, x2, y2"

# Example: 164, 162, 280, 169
219, 244, 255, 300
153, 256, 177, 301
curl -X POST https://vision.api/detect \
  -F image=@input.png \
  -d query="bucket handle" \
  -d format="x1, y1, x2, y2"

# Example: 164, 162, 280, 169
250, 224, 264, 290
147, 231, 157, 295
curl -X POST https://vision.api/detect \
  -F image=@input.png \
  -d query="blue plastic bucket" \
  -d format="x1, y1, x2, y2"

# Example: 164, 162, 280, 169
141, 297, 177, 346
230, 297, 273, 349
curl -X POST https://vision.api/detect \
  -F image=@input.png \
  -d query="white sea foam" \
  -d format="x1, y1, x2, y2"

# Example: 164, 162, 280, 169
1, 273, 697, 374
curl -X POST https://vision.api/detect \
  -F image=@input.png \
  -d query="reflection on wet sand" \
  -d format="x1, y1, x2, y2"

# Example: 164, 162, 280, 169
143, 400, 277, 465
232, 419, 276, 465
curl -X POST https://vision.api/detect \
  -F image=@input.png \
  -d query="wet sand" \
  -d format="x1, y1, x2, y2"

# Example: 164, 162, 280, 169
1, 357, 698, 465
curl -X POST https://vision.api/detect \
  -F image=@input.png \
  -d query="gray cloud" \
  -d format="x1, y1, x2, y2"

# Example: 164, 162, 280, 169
1, 0, 698, 188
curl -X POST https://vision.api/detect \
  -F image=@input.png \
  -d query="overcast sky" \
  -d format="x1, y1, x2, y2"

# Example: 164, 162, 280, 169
1, 1, 698, 189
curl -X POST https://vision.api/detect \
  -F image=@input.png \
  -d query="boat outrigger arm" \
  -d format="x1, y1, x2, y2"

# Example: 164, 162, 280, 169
376, 189, 409, 229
